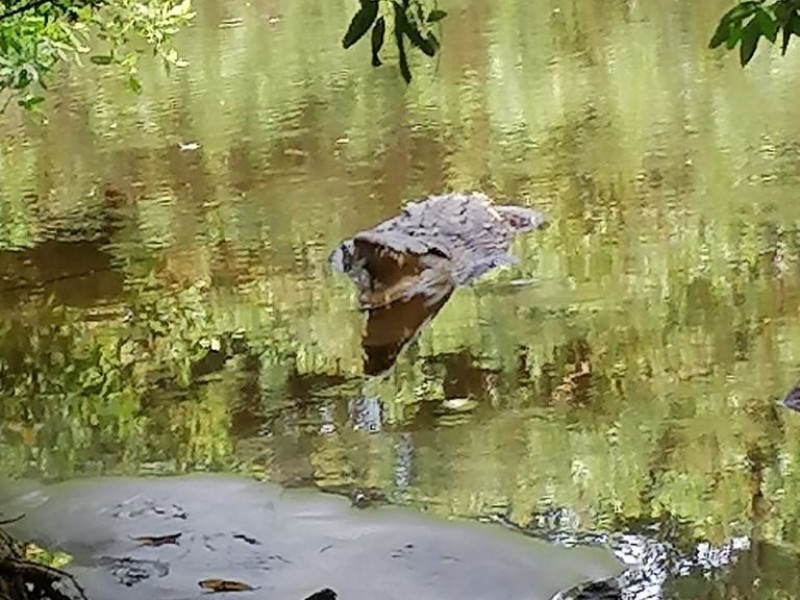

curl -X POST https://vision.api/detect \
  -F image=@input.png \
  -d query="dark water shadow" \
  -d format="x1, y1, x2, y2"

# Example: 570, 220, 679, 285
0, 190, 128, 309
0, 239, 124, 308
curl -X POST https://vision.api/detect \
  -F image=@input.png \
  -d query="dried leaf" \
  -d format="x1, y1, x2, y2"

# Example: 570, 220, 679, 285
198, 578, 258, 592
131, 532, 182, 547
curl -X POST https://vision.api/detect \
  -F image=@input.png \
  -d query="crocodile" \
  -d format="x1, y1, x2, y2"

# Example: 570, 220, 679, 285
329, 192, 548, 311
329, 192, 548, 375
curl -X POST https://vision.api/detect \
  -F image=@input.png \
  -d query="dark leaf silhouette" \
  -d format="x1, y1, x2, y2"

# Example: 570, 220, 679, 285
396, 3, 436, 56
393, 3, 412, 83
708, 0, 800, 61
709, 1, 759, 48
342, 0, 379, 49
427, 8, 448, 23
782, 13, 795, 53
755, 6, 778, 42
709, 13, 733, 48
371, 16, 386, 67
739, 18, 761, 65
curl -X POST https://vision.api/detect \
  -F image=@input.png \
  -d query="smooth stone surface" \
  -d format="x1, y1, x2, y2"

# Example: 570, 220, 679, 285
0, 474, 624, 600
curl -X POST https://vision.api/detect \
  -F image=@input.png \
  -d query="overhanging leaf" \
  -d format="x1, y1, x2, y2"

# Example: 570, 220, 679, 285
427, 9, 448, 23
782, 18, 792, 53
342, 0, 379, 49
773, 0, 790, 24
740, 18, 762, 65
782, 10, 799, 53
726, 19, 744, 49
709, 1, 761, 48
395, 2, 436, 56
709, 13, 732, 47
731, 1, 763, 21
755, 6, 778, 42
371, 16, 385, 67
393, 3, 411, 83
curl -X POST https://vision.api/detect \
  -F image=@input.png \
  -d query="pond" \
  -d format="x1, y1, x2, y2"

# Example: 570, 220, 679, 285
2, 0, 800, 597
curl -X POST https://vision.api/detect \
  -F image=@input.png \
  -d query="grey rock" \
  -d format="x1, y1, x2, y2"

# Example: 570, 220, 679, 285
1, 474, 622, 600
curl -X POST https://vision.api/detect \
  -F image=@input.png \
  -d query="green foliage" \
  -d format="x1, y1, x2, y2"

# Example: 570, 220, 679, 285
0, 0, 194, 113
343, 0, 446, 83
710, 0, 800, 65
0, 280, 244, 477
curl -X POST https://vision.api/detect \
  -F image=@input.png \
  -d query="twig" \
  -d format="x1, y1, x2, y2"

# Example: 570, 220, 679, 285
0, 514, 24, 526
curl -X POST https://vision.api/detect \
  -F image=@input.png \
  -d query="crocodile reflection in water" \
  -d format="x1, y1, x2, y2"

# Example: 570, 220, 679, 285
329, 192, 548, 375
782, 378, 800, 412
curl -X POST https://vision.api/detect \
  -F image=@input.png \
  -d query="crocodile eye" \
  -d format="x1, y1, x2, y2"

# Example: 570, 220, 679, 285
507, 215, 524, 228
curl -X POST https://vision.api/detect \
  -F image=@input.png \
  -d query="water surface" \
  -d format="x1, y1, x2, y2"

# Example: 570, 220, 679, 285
2, 0, 800, 597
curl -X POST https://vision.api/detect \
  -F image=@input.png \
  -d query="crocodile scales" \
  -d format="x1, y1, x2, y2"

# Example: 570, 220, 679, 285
329, 192, 547, 310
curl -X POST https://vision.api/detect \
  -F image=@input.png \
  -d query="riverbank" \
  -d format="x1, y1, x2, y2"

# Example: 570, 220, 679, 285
0, 473, 623, 600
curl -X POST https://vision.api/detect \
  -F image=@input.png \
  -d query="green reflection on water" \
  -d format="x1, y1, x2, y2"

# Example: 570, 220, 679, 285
2, 0, 800, 597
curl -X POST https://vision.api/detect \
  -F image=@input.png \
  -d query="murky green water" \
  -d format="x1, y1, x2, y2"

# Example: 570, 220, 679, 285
3, 0, 800, 597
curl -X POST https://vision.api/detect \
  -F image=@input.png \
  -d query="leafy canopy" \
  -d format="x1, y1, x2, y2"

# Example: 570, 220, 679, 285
708, 0, 800, 66
341, 0, 447, 83
343, 0, 800, 80
0, 0, 194, 113
0, 0, 797, 115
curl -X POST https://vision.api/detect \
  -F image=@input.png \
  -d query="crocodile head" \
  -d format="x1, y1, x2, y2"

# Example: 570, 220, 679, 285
329, 238, 451, 310
495, 205, 548, 233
